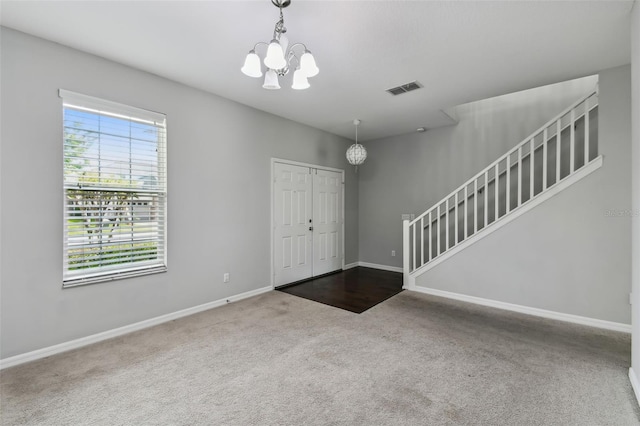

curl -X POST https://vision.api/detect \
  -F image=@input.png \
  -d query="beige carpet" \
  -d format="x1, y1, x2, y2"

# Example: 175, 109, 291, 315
1, 290, 638, 425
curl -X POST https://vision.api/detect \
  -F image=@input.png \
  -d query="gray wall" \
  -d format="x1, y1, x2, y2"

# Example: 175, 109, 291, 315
0, 28, 359, 359
631, 1, 640, 385
360, 66, 631, 324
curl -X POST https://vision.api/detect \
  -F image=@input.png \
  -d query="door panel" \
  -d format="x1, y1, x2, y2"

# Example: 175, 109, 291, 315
274, 163, 312, 286
273, 162, 343, 287
312, 169, 342, 276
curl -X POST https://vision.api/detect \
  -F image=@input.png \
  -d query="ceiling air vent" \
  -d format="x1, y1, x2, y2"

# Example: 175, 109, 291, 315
386, 81, 422, 96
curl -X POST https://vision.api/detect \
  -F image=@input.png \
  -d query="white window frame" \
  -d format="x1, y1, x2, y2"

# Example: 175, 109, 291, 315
60, 89, 167, 287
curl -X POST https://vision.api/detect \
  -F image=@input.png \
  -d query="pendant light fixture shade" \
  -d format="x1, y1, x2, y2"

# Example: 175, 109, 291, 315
291, 68, 310, 90
241, 0, 319, 90
278, 34, 290, 56
241, 51, 263, 78
264, 39, 287, 70
347, 119, 367, 168
263, 69, 281, 90
346, 144, 367, 165
300, 51, 319, 77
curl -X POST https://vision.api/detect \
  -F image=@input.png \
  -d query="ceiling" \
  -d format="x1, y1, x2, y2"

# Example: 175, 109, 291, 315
0, 0, 634, 142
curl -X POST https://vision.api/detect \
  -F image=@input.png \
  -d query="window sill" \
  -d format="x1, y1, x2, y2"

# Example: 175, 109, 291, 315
63, 266, 167, 288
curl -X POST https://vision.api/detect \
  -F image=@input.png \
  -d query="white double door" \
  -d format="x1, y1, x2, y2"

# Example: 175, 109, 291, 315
273, 161, 343, 287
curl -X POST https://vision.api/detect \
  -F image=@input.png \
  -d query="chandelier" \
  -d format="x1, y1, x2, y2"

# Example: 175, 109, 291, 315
346, 119, 367, 170
241, 0, 319, 90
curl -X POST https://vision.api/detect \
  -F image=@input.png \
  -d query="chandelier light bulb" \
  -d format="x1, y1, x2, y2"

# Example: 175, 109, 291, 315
300, 51, 319, 77
264, 39, 287, 70
262, 69, 281, 90
241, 51, 263, 78
291, 68, 310, 90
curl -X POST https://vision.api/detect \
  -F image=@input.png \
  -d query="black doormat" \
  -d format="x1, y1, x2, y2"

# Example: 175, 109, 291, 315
277, 267, 404, 313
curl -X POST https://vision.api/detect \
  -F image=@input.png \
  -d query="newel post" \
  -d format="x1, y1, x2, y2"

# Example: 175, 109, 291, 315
403, 219, 410, 289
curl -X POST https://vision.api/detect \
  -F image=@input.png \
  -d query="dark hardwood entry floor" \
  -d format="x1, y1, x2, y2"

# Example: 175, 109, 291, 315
276, 267, 404, 313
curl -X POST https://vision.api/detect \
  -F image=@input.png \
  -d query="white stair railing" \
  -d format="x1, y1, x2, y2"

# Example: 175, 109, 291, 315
404, 90, 599, 277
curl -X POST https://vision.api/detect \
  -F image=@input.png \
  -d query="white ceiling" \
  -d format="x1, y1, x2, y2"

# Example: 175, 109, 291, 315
0, 0, 634, 141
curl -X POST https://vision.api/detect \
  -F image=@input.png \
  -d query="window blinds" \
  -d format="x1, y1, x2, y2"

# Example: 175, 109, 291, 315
60, 90, 167, 286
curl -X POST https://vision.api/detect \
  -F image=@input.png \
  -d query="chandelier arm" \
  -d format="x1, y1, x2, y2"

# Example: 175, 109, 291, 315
284, 43, 307, 68
287, 43, 308, 54
252, 41, 269, 53
287, 50, 299, 67
288, 43, 307, 51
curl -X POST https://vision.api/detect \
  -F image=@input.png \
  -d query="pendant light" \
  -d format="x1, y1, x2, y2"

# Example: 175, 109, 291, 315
346, 119, 367, 171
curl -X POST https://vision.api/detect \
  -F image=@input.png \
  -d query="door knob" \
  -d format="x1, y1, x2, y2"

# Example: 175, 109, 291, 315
309, 226, 314, 231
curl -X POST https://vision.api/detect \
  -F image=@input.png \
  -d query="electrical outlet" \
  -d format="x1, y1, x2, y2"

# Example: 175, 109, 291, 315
223, 273, 230, 283
391, 250, 396, 257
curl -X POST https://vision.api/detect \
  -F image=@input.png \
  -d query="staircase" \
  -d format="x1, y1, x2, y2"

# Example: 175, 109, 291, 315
403, 89, 602, 288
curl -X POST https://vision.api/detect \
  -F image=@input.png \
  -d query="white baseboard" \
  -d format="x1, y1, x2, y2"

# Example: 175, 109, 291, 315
0, 286, 272, 370
343, 262, 359, 270
411, 285, 631, 333
357, 262, 403, 273
629, 368, 640, 407
403, 274, 416, 291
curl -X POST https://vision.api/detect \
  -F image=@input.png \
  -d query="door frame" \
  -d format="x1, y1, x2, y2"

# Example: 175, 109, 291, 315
270, 158, 345, 289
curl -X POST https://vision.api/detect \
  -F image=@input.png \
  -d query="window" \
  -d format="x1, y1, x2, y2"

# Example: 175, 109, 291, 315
60, 90, 167, 287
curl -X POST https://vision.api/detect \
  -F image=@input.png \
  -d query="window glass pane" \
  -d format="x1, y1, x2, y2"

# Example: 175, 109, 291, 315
64, 107, 164, 191
62, 91, 166, 286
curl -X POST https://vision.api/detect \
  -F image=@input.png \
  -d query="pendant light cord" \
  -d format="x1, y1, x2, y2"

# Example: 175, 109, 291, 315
356, 123, 358, 146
